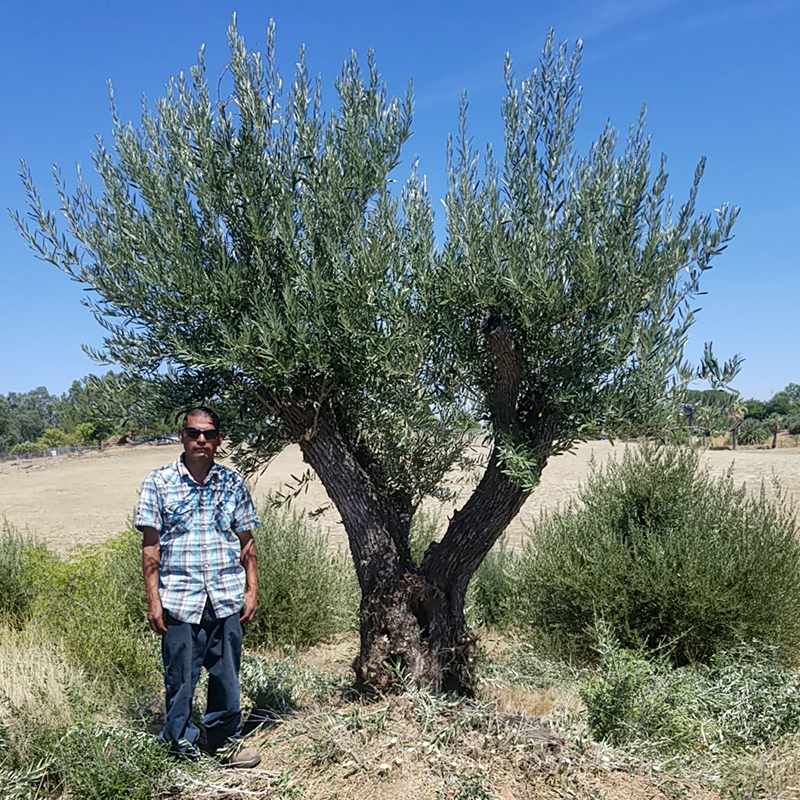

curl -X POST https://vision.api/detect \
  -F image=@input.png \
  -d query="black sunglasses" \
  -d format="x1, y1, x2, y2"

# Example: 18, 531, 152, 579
182, 427, 220, 440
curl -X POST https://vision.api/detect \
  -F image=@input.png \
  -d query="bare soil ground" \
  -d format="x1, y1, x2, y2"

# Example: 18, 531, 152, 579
1, 440, 799, 556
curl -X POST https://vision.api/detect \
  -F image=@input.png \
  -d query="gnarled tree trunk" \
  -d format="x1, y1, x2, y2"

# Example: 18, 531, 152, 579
277, 315, 549, 695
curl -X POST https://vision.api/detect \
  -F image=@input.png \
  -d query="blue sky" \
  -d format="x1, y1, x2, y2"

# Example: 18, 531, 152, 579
1, 0, 798, 400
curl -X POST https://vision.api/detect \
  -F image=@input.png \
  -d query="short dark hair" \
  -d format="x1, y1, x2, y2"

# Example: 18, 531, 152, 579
182, 406, 221, 431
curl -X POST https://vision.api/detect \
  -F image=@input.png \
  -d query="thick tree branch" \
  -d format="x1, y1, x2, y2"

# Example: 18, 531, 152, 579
279, 404, 413, 588
421, 315, 545, 590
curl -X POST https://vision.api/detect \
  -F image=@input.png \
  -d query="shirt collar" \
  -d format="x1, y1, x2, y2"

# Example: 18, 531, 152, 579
177, 453, 220, 486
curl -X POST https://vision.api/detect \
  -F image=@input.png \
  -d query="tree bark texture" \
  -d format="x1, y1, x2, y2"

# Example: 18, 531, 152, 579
276, 315, 550, 696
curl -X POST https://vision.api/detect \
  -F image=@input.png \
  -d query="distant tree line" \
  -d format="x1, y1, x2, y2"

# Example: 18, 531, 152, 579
0, 372, 172, 457
4, 371, 798, 459
684, 382, 800, 449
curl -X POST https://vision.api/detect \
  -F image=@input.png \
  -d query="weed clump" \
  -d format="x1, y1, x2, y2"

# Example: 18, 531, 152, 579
0, 715, 177, 800
512, 442, 800, 664
581, 623, 800, 758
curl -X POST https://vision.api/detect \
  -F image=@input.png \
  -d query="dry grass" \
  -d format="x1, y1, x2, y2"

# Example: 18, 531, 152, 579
0, 622, 94, 729
729, 735, 800, 799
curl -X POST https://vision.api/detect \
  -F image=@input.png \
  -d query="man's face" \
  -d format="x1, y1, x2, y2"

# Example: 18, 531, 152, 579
179, 414, 223, 463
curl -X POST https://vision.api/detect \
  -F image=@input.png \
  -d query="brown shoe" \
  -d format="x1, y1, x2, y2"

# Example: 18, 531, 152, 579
221, 746, 261, 769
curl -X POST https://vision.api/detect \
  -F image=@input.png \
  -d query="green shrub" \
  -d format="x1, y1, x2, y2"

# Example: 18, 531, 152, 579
581, 624, 701, 754
786, 415, 800, 436
0, 716, 177, 800
29, 531, 161, 701
737, 417, 769, 445
409, 510, 442, 565
35, 428, 75, 450
512, 442, 800, 664
74, 421, 100, 445
8, 442, 39, 457
0, 522, 52, 625
247, 505, 359, 649
468, 541, 519, 628
239, 652, 300, 713
52, 721, 176, 800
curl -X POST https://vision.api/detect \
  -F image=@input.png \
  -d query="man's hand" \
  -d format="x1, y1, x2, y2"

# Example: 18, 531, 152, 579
240, 588, 258, 625
147, 598, 168, 635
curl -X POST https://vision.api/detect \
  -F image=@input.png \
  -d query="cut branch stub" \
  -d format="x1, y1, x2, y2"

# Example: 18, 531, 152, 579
481, 314, 523, 432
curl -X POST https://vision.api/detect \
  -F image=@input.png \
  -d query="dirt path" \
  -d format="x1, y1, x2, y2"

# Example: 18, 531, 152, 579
1, 441, 798, 556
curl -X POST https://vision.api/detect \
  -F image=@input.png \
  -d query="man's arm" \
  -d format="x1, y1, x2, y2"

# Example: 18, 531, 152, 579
236, 531, 258, 624
141, 526, 167, 635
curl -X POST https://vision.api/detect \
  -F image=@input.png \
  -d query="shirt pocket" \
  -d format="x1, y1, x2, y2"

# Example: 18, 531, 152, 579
163, 498, 193, 538
215, 496, 237, 533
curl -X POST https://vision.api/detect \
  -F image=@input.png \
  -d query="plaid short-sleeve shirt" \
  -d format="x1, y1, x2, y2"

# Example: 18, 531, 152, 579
135, 456, 259, 624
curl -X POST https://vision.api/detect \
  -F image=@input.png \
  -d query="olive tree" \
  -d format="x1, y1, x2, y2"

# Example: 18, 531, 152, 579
14, 21, 737, 694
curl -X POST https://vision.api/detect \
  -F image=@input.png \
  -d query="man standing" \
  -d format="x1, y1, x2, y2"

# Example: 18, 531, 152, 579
136, 407, 261, 768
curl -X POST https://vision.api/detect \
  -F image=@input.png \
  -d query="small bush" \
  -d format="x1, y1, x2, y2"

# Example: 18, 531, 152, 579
52, 721, 176, 800
581, 628, 701, 753
35, 428, 75, 450
512, 442, 800, 664
8, 442, 39, 457
0, 522, 51, 624
247, 505, 359, 649
786, 415, 800, 436
0, 716, 177, 800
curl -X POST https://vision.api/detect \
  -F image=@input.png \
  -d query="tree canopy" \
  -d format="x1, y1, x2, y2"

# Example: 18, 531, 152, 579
15, 21, 739, 692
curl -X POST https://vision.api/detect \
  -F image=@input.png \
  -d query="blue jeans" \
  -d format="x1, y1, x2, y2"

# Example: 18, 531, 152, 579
159, 600, 243, 756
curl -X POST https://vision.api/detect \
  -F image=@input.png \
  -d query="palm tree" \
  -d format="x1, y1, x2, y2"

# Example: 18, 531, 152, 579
767, 413, 783, 449
728, 398, 748, 450
737, 418, 769, 446
694, 404, 719, 447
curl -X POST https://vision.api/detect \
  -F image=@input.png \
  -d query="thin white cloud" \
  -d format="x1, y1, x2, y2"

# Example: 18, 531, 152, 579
577, 0, 686, 39
679, 0, 798, 31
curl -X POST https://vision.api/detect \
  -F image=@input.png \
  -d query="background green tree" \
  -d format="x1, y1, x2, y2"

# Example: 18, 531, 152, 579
14, 22, 737, 694
59, 372, 171, 442
743, 398, 767, 420
765, 391, 792, 418
0, 387, 61, 455
35, 428, 75, 450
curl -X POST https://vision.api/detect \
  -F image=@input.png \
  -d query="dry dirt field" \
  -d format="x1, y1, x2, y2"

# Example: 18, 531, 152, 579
1, 440, 799, 556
